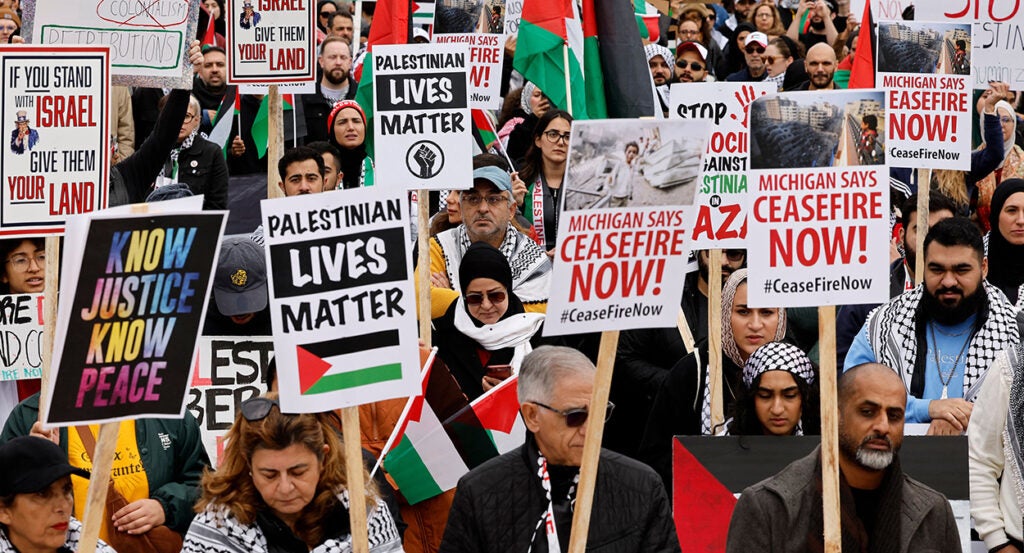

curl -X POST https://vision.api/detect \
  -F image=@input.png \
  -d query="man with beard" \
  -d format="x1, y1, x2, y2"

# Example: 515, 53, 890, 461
674, 41, 711, 84
786, 0, 838, 52
844, 217, 1019, 435
301, 37, 357, 144
795, 42, 837, 90
726, 363, 962, 552
644, 44, 674, 118
726, 32, 768, 82
836, 193, 957, 362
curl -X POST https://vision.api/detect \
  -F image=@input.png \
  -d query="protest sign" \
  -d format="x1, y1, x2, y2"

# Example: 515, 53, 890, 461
226, 0, 315, 85
849, 0, 911, 21
44, 211, 226, 426
22, 0, 198, 88
877, 21, 971, 170
261, 186, 420, 413
503, 0, 521, 35
544, 119, 709, 336
746, 90, 890, 308
0, 46, 109, 236
187, 336, 273, 467
917, 1, 1024, 89
670, 82, 774, 248
434, 0, 506, 109
0, 294, 44, 382
373, 43, 473, 190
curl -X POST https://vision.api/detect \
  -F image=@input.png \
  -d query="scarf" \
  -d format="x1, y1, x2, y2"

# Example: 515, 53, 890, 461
866, 283, 1018, 401
435, 224, 551, 307
526, 435, 578, 553
739, 341, 814, 436
1006, 339, 1024, 508
159, 127, 199, 181
521, 82, 538, 115
986, 178, 1024, 303
0, 517, 116, 553
453, 298, 544, 370
981, 100, 1016, 170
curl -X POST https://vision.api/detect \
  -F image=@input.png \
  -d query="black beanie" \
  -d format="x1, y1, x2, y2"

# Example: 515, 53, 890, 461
458, 242, 513, 295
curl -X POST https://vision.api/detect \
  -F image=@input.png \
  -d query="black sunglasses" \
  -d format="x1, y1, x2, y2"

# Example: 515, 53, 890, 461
533, 401, 615, 427
320, 11, 334, 17
724, 249, 745, 261
676, 60, 705, 71
745, 44, 766, 54
241, 397, 279, 421
466, 290, 507, 305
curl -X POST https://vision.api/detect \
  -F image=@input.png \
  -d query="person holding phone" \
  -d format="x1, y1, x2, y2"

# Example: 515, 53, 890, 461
432, 242, 545, 400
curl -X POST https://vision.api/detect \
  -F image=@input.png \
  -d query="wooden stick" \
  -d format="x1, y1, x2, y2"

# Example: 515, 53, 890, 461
567, 330, 619, 553
77, 422, 120, 553
417, 190, 432, 348
342, 406, 369, 553
817, 305, 841, 553
39, 235, 61, 421
707, 249, 724, 434
267, 86, 285, 199
676, 307, 695, 353
914, 170, 931, 286
352, 0, 363, 64
562, 43, 573, 116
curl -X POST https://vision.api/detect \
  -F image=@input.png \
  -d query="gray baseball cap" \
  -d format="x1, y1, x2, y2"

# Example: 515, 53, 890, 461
213, 236, 268, 317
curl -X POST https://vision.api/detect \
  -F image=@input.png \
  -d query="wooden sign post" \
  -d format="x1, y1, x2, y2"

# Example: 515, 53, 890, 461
418, 193, 432, 348
707, 249, 725, 433
267, 85, 285, 200
818, 305, 841, 553
39, 236, 61, 419
914, 170, 932, 286
342, 407, 369, 553
77, 422, 121, 553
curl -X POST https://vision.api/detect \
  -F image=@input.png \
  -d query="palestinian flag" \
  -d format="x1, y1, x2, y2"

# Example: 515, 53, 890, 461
848, 0, 875, 89
412, 0, 435, 27
201, 5, 217, 47
635, 1, 661, 43
514, 0, 591, 118
470, 109, 512, 168
353, 0, 412, 158
207, 86, 239, 157
592, 0, 656, 118
251, 93, 296, 159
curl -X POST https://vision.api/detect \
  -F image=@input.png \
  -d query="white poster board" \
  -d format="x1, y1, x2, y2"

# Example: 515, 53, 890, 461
0, 294, 44, 381
226, 0, 315, 85
916, 1, 1024, 89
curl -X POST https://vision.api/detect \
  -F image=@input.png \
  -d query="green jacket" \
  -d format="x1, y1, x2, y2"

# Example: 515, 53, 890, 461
0, 393, 210, 534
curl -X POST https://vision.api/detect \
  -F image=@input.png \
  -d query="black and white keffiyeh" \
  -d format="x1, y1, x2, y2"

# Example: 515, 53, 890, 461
866, 282, 1019, 401
435, 224, 551, 307
1007, 339, 1024, 508
741, 341, 816, 388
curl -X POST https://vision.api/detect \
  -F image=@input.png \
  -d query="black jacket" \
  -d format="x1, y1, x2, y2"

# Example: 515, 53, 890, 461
111, 89, 190, 207
301, 77, 358, 145
169, 136, 229, 210
439, 438, 680, 553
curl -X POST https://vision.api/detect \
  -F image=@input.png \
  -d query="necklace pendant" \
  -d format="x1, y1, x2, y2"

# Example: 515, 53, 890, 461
941, 385, 948, 400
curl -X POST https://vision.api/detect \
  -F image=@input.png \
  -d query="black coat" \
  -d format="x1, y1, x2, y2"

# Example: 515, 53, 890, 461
111, 89, 189, 207
170, 136, 229, 210
301, 77, 358, 145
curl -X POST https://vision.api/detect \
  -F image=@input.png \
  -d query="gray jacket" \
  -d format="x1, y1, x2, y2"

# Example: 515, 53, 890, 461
725, 446, 961, 553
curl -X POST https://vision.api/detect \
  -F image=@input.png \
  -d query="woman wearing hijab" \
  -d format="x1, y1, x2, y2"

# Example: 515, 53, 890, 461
432, 242, 544, 401
986, 178, 1024, 304
327, 99, 371, 189
728, 342, 820, 436
639, 269, 787, 486
976, 99, 1022, 231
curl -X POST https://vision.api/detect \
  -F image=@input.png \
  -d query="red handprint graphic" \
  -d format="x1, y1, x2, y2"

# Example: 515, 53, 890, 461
730, 85, 769, 129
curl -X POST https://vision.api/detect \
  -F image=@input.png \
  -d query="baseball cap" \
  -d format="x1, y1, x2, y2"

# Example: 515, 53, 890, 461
472, 166, 513, 194
677, 41, 709, 63
213, 236, 268, 317
0, 437, 90, 496
745, 31, 769, 48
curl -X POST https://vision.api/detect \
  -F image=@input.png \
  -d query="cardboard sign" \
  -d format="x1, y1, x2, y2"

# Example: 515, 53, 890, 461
544, 119, 709, 336
45, 211, 226, 426
187, 336, 273, 467
746, 90, 890, 308
849, 0, 912, 21
877, 20, 972, 170
373, 43, 473, 190
670, 81, 775, 248
260, 187, 420, 413
503, 0, 521, 35
0, 46, 109, 236
226, 0, 315, 84
22, 0, 199, 88
433, 0, 506, 109
916, 2, 1024, 89
0, 294, 44, 381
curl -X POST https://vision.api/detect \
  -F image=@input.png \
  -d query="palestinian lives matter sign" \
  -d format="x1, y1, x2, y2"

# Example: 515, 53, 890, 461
545, 119, 710, 336
746, 90, 890, 308
433, 0, 507, 109
917, 1, 1024, 89
226, 0, 315, 84
45, 211, 227, 426
0, 46, 109, 235
670, 81, 775, 248
22, 0, 199, 88
0, 294, 44, 382
373, 43, 473, 190
187, 336, 272, 467
261, 187, 420, 413
878, 20, 972, 170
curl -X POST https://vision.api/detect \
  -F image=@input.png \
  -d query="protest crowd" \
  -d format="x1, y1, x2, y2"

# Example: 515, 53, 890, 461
0, 0, 1021, 552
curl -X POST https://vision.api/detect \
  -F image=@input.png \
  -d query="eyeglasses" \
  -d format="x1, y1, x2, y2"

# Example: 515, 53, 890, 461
676, 60, 705, 71
677, 29, 701, 37
724, 249, 745, 261
5, 252, 45, 271
745, 45, 766, 54
756, 12, 774, 18
240, 397, 279, 421
183, 112, 198, 123
465, 290, 507, 305
1000, 115, 1015, 124
320, 11, 334, 17
764, 55, 783, 65
543, 130, 572, 144
462, 193, 508, 207
533, 401, 615, 427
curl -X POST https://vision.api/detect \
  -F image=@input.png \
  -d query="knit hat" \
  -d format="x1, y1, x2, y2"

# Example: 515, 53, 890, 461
458, 242, 513, 295
0, 8, 20, 29
742, 342, 816, 388
213, 236, 268, 316
644, 43, 673, 64
327, 100, 366, 134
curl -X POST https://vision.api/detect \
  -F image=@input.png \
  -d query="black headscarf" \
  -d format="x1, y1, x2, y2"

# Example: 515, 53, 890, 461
458, 242, 524, 323
987, 178, 1024, 303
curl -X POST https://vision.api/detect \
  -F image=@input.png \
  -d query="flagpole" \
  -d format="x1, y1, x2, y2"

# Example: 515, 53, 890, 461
353, 0, 363, 60
292, 104, 298, 148
563, 42, 573, 116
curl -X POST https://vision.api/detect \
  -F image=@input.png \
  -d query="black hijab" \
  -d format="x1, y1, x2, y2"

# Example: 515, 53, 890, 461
987, 178, 1024, 303
458, 242, 524, 323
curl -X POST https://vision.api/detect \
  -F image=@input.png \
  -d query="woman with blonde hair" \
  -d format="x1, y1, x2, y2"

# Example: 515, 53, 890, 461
183, 394, 403, 552
752, 1, 786, 37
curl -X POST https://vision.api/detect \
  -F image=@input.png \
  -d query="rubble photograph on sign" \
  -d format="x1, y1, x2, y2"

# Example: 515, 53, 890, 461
877, 21, 971, 75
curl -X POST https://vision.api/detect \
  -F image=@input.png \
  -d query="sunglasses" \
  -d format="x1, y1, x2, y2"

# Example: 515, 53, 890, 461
724, 249, 745, 261
320, 10, 334, 17
465, 290, 507, 305
533, 401, 615, 427
241, 397, 279, 421
764, 55, 783, 65
676, 60, 705, 71
745, 45, 766, 54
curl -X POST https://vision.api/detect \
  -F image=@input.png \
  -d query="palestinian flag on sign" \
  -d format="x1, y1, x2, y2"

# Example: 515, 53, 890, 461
412, 0, 435, 27
353, 0, 413, 158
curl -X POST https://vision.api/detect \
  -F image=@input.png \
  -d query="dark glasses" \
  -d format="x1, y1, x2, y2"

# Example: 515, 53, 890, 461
745, 45, 766, 54
533, 401, 615, 427
241, 397, 279, 421
764, 56, 781, 65
724, 249, 745, 261
320, 11, 333, 17
676, 60, 705, 71
465, 290, 507, 305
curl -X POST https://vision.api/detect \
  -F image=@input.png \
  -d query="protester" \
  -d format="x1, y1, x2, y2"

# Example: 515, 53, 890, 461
302, 37, 357, 144
796, 42, 836, 90
203, 235, 272, 336
327, 12, 355, 42
986, 178, 1024, 304
317, 0, 338, 33
430, 191, 461, 236
439, 346, 681, 553
506, 82, 550, 164
726, 363, 962, 552
0, 437, 116, 553
517, 109, 572, 253
674, 41, 712, 83
844, 217, 1019, 435
976, 100, 1024, 231
183, 394, 403, 552
723, 22, 756, 77
763, 36, 796, 90
726, 32, 768, 82
644, 44, 674, 117
640, 269, 787, 485
0, 9, 18, 43
157, 93, 228, 210
729, 342, 820, 436
969, 344, 1023, 553
0, 237, 45, 427
305, 141, 344, 191
327, 99, 371, 189
751, 1, 786, 37
786, 0, 838, 52
674, 4, 727, 79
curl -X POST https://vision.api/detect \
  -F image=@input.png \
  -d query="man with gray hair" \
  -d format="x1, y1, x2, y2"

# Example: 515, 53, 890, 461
439, 346, 680, 553
726, 363, 961, 552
